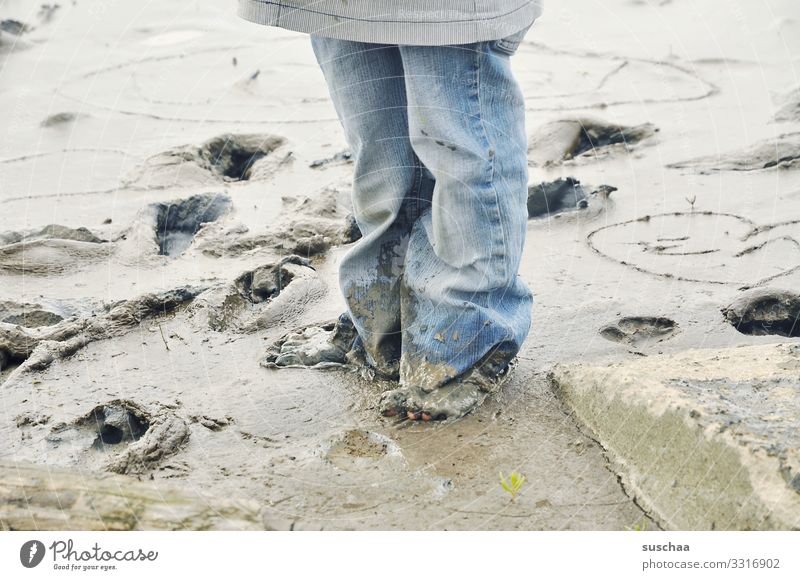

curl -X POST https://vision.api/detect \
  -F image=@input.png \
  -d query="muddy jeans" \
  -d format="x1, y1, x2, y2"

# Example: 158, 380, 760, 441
312, 27, 534, 391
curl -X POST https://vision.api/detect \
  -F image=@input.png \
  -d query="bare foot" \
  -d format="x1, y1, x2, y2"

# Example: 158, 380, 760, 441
380, 361, 514, 421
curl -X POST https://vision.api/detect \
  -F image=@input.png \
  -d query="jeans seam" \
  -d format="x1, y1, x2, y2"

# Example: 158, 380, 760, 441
408, 153, 424, 223
474, 44, 509, 285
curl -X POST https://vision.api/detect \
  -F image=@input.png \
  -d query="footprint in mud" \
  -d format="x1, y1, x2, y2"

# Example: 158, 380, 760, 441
194, 255, 324, 332
527, 177, 616, 220
128, 133, 287, 188
528, 117, 657, 166
324, 429, 402, 471
80, 401, 151, 448
599, 317, 678, 349
208, 185, 359, 259
47, 400, 189, 475
668, 132, 800, 173
588, 211, 800, 287
152, 193, 232, 257
0, 224, 112, 275
235, 255, 311, 303
722, 289, 800, 337
261, 313, 358, 369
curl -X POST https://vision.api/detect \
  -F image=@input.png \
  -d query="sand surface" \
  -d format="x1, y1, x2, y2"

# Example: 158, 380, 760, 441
1, 0, 799, 529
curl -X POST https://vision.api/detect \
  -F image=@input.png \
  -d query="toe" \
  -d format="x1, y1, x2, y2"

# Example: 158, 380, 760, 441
418, 380, 486, 420
380, 386, 410, 416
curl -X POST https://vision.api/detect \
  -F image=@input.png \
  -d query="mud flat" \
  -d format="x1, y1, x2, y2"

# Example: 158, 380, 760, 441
551, 343, 800, 530
1, 0, 800, 530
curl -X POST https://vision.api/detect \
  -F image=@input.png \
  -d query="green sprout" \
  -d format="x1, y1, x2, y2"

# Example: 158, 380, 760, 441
499, 471, 526, 501
625, 519, 649, 531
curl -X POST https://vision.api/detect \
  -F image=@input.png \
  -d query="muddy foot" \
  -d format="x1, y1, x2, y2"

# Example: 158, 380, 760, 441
381, 363, 514, 421
261, 313, 357, 369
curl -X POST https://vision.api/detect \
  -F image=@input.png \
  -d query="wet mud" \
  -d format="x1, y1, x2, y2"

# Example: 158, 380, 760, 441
128, 133, 287, 188
0, 286, 202, 372
194, 255, 324, 332
0, 225, 110, 275
527, 177, 616, 219
48, 399, 189, 475
587, 211, 800, 287
153, 193, 232, 256
599, 317, 679, 350
208, 185, 358, 259
2, 0, 798, 530
0, 301, 64, 328
528, 118, 657, 166
668, 132, 800, 173
261, 313, 357, 369
722, 289, 800, 337
310, 150, 352, 169
324, 429, 401, 471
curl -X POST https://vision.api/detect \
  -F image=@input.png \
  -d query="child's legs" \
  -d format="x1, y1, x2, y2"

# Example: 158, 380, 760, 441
311, 37, 433, 377
396, 40, 533, 390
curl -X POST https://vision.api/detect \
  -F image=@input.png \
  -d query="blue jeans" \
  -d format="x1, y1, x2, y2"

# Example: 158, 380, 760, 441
312, 28, 534, 391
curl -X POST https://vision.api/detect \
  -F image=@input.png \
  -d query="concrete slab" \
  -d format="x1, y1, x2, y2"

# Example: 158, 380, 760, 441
550, 343, 800, 530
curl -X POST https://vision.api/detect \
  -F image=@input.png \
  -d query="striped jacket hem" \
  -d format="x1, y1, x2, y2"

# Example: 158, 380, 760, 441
237, 0, 543, 46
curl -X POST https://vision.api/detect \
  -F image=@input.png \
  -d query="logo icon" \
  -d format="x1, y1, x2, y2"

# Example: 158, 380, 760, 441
20, 540, 46, 568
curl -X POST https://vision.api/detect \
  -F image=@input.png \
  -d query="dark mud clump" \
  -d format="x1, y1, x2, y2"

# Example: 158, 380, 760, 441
76, 400, 151, 449
722, 289, 800, 337
310, 150, 352, 169
154, 193, 231, 256
0, 19, 31, 36
528, 177, 588, 218
41, 112, 88, 128
528, 118, 657, 166
599, 317, 678, 349
0, 19, 33, 53
235, 255, 312, 303
527, 177, 616, 219
262, 313, 358, 369
342, 213, 362, 243
199, 134, 281, 181
15, 412, 50, 427
37, 4, 60, 23
668, 133, 800, 173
